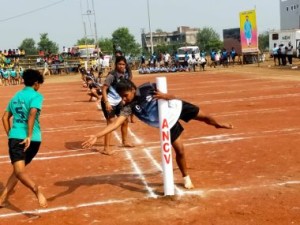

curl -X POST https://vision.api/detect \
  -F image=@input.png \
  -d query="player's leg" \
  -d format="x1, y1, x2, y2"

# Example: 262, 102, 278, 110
121, 118, 134, 147
0, 173, 18, 207
13, 160, 47, 207
172, 137, 194, 189
103, 117, 115, 155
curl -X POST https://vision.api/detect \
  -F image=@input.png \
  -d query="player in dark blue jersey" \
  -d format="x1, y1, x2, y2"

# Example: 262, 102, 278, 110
83, 79, 233, 189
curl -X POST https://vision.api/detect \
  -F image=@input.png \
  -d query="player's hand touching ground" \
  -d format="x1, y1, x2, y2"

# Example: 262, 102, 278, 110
82, 135, 97, 149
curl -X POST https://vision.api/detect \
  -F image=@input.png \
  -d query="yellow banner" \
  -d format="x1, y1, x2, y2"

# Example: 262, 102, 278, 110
239, 10, 258, 53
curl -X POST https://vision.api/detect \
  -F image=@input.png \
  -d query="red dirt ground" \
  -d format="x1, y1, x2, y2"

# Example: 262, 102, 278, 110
0, 63, 300, 225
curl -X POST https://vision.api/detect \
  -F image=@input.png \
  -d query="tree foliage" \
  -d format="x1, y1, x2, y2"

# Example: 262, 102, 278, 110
97, 38, 113, 55
37, 33, 59, 54
111, 27, 141, 56
258, 31, 269, 52
76, 37, 95, 45
19, 38, 37, 55
196, 27, 223, 52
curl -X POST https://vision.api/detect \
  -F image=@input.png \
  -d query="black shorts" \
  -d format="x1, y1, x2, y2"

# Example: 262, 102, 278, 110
101, 100, 123, 119
8, 138, 41, 165
170, 101, 199, 143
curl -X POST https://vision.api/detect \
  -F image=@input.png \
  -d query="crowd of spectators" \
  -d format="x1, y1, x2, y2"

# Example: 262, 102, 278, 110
0, 66, 24, 86
0, 48, 26, 58
137, 47, 242, 75
0, 48, 24, 86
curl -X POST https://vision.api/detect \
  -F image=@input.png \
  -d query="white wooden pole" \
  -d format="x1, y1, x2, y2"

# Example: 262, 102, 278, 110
156, 77, 175, 196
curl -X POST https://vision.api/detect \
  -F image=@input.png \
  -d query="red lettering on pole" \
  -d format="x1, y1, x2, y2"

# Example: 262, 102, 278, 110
162, 118, 169, 129
164, 154, 171, 164
162, 130, 169, 142
163, 142, 170, 153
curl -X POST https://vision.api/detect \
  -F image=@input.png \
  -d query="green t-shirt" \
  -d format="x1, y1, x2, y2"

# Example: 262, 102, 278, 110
6, 87, 43, 141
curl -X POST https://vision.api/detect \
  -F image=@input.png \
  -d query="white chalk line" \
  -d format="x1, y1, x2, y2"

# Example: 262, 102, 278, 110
1, 127, 299, 163
141, 127, 300, 146
185, 180, 300, 197
113, 132, 158, 198
170, 78, 279, 90
128, 128, 184, 195
1, 180, 299, 219
41, 110, 93, 118
190, 84, 299, 97
41, 92, 300, 109
170, 78, 285, 91
1, 82, 300, 218
0, 198, 134, 219
0, 148, 87, 160
0, 124, 105, 138
200, 93, 300, 105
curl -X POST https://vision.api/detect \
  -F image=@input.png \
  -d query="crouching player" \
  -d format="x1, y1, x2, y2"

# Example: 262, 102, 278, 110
82, 79, 233, 189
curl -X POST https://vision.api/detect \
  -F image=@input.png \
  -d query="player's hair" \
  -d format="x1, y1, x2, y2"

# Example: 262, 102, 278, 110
115, 55, 127, 66
23, 69, 44, 86
115, 49, 123, 56
116, 79, 136, 95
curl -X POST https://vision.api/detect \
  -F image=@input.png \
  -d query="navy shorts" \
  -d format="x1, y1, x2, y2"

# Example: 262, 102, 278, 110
101, 100, 123, 119
8, 138, 41, 165
170, 101, 200, 143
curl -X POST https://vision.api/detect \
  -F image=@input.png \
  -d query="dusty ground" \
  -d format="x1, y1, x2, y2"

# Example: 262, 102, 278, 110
0, 59, 300, 225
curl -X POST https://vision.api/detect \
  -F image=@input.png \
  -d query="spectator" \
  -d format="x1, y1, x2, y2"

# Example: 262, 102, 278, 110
272, 43, 280, 66
286, 41, 293, 65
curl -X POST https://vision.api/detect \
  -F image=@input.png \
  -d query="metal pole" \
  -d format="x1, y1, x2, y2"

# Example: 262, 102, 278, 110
92, 0, 99, 58
147, 0, 154, 54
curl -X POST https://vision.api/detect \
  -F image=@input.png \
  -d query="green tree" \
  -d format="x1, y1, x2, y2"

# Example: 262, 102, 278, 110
196, 27, 223, 52
76, 37, 95, 45
19, 38, 37, 55
258, 31, 269, 52
97, 38, 113, 55
37, 33, 59, 54
112, 27, 141, 56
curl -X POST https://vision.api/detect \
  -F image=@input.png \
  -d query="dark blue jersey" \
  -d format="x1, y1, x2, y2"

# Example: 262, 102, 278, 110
120, 82, 182, 128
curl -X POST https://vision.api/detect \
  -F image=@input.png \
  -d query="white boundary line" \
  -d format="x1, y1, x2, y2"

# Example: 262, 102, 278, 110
1, 127, 299, 163
1, 180, 300, 219
113, 132, 158, 198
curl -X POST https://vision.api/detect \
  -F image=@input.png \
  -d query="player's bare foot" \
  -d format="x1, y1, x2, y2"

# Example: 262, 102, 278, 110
121, 142, 135, 148
34, 186, 48, 208
100, 148, 116, 156
0, 192, 8, 208
0, 199, 7, 208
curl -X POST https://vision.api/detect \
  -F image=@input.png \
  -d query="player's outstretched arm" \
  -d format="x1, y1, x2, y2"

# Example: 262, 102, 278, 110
196, 110, 233, 129
82, 115, 128, 149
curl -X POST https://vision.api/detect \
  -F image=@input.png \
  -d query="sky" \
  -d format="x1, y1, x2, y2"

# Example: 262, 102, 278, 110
0, 0, 280, 51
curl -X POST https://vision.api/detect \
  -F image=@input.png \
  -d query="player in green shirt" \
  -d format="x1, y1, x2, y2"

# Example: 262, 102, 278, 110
0, 69, 47, 208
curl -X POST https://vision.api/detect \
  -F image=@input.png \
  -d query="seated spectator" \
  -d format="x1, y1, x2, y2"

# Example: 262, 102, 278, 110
39, 49, 45, 57
67, 48, 72, 57
20, 49, 26, 56
8, 49, 12, 56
